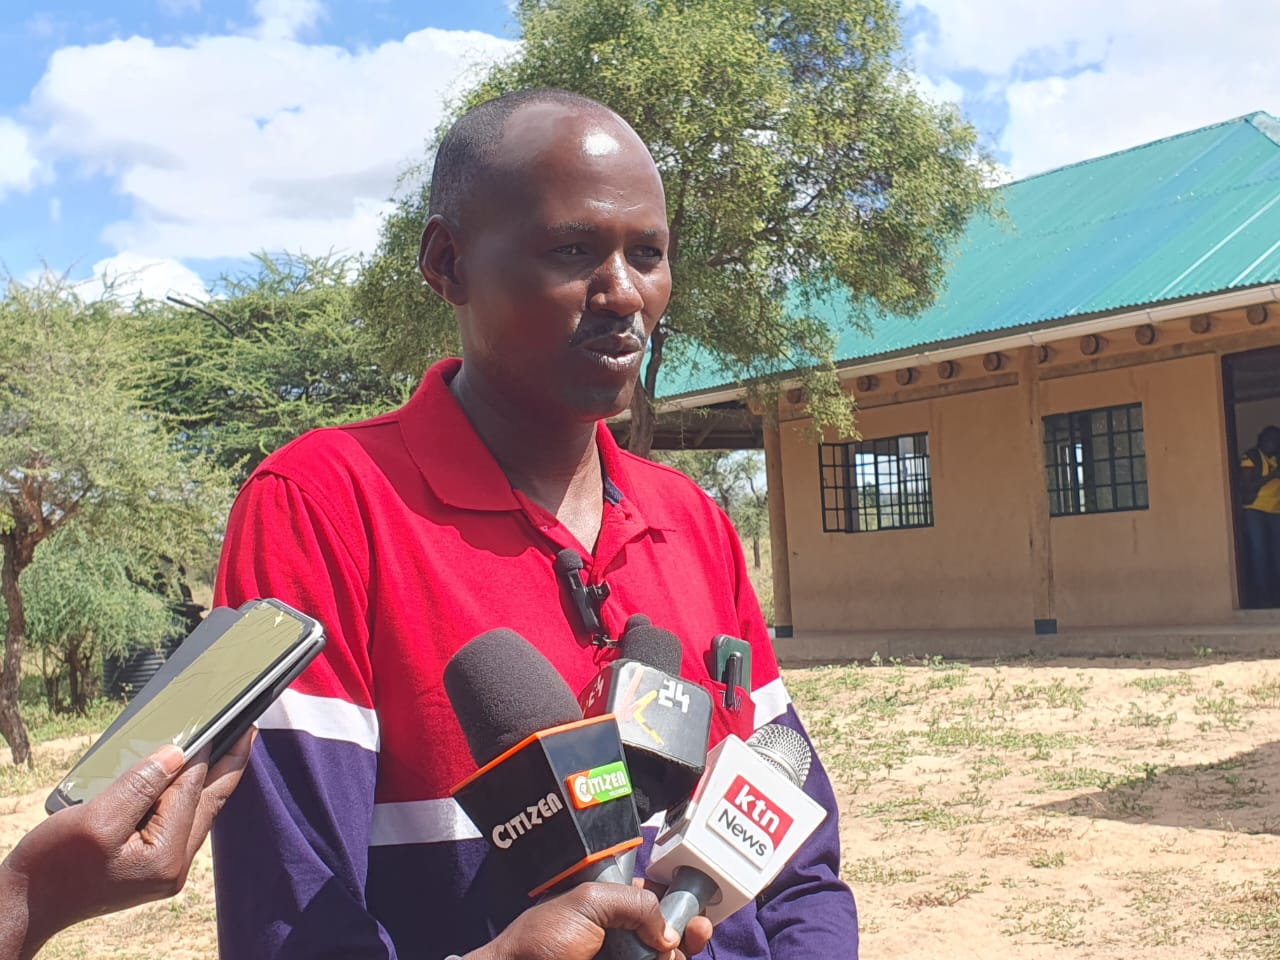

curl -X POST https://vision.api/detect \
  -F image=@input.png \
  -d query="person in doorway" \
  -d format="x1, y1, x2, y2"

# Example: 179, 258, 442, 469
1240, 425, 1280, 607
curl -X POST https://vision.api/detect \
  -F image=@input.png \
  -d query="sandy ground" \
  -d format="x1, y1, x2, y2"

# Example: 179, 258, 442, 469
5, 656, 1280, 958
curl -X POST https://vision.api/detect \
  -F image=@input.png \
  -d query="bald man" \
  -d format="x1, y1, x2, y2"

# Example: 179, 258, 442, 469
211, 89, 857, 959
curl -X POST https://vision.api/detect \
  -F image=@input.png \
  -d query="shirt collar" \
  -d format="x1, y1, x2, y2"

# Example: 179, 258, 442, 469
397, 358, 673, 530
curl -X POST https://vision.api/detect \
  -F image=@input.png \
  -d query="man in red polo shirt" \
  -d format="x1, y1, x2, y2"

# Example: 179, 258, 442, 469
211, 89, 858, 959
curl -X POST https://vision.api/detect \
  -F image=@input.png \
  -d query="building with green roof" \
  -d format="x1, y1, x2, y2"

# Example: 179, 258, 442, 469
649, 112, 1280, 653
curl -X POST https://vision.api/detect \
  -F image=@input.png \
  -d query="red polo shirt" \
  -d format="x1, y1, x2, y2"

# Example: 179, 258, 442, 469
211, 358, 856, 960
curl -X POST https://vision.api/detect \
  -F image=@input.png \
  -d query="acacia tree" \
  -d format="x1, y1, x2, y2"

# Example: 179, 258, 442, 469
147, 253, 413, 485
0, 277, 230, 765
0, 527, 176, 713
358, 0, 993, 456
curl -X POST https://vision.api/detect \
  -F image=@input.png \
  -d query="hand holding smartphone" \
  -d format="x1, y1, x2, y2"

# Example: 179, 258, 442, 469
46, 598, 325, 815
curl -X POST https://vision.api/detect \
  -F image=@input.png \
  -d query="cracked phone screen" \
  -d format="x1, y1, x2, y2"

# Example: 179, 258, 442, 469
55, 601, 310, 806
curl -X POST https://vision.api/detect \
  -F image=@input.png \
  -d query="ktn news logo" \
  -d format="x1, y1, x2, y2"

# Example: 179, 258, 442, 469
706, 774, 795, 869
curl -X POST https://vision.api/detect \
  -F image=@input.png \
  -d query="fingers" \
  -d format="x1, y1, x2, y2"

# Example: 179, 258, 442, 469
681, 916, 713, 956
140, 746, 209, 858
184, 729, 257, 863
566, 884, 679, 953
88, 744, 187, 843
205, 727, 257, 785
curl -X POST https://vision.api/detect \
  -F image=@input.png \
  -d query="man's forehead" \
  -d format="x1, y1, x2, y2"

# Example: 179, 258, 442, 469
494, 101, 641, 167
459, 100, 664, 232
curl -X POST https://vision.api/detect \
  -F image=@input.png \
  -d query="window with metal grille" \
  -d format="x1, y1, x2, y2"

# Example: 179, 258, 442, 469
1044, 403, 1148, 517
819, 433, 934, 533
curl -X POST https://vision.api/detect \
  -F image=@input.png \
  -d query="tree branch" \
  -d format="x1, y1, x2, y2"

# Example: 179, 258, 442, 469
167, 296, 237, 338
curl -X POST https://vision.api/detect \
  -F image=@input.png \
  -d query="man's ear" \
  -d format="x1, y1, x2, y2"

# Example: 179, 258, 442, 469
419, 215, 468, 306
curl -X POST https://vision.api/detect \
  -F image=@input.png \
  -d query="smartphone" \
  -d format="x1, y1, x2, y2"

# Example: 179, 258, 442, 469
45, 598, 325, 814
711, 634, 754, 711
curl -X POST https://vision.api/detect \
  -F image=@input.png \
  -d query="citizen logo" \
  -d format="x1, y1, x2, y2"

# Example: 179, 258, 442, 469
491, 792, 564, 849
706, 775, 795, 869
566, 760, 633, 810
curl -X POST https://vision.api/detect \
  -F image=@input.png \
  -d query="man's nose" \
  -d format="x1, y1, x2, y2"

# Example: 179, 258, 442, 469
587, 252, 645, 317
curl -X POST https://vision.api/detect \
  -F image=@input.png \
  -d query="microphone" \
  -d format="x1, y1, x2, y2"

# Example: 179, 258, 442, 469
445, 628, 642, 898
555, 549, 613, 646
617, 724, 828, 959
578, 618, 713, 822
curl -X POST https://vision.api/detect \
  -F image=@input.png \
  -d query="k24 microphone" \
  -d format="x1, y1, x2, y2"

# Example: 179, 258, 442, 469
616, 724, 828, 960
444, 628, 643, 898
578, 619, 712, 822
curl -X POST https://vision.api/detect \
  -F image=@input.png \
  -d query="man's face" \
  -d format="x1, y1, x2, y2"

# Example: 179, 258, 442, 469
1261, 430, 1280, 457
446, 105, 672, 423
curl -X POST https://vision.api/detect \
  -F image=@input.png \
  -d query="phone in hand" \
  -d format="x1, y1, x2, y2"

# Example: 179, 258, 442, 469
46, 598, 325, 814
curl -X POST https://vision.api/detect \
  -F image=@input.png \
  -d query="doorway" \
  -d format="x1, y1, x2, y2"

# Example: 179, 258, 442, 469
1224, 346, 1280, 609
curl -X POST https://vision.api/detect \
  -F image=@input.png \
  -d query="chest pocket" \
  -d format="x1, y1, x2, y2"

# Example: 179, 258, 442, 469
699, 678, 755, 746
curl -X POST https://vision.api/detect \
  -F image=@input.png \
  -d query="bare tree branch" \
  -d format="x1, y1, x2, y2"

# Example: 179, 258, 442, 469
167, 296, 237, 338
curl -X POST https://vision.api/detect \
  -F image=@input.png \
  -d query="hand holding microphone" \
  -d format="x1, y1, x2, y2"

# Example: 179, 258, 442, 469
617, 724, 828, 960
443, 627, 711, 959
466, 882, 710, 960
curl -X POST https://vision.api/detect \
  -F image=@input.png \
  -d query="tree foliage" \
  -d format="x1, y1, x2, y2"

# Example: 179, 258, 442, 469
0, 276, 231, 764
0, 527, 176, 714
359, 0, 994, 455
656, 449, 768, 565
148, 253, 414, 485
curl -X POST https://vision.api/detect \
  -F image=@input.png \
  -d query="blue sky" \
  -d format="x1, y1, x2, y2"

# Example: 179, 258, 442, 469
1, 0, 1276, 301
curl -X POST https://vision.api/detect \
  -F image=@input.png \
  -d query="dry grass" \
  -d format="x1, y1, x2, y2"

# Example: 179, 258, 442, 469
793, 655, 1280, 959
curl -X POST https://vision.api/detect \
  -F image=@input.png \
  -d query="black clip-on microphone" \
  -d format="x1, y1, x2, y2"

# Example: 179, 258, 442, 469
554, 548, 615, 648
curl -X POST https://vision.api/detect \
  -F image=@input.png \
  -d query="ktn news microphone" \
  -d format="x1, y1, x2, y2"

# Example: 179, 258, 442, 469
578, 615, 713, 822
444, 628, 643, 897
616, 724, 828, 960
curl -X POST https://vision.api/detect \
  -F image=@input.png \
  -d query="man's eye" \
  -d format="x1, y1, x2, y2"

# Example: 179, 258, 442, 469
554, 243, 588, 256
633, 246, 664, 260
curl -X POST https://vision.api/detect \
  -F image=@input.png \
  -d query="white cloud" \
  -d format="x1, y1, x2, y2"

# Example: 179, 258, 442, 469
910, 71, 963, 107
85, 252, 210, 302
909, 0, 1280, 178
907, 0, 1114, 77
0, 118, 40, 198
253, 0, 324, 42
22, 26, 515, 262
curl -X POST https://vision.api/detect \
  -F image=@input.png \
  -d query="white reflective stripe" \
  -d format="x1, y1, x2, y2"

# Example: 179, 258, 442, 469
369, 798, 482, 847
641, 809, 666, 830
255, 688, 380, 752
751, 677, 792, 729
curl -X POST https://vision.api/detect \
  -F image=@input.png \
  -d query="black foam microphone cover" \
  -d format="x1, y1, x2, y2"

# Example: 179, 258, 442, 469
555, 548, 584, 574
444, 628, 583, 767
622, 613, 652, 633
619, 623, 683, 677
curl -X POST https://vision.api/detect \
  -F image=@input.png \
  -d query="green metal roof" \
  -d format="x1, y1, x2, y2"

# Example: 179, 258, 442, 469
660, 111, 1280, 401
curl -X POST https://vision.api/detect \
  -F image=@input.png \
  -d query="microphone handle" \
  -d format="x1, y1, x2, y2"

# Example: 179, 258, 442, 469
544, 851, 634, 895
603, 865, 719, 960
658, 865, 719, 937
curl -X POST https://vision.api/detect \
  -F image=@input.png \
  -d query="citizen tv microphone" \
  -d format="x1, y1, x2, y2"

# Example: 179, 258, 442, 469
445, 628, 642, 898
618, 724, 827, 959
578, 616, 713, 822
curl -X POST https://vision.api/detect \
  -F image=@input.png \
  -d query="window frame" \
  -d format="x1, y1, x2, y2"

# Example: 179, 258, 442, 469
818, 431, 935, 534
1043, 402, 1149, 518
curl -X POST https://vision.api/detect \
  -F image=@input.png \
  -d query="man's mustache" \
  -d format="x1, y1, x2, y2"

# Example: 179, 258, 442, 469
568, 316, 647, 348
